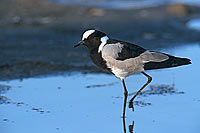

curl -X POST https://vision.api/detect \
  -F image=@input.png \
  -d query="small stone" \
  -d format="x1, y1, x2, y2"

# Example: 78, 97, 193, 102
12, 16, 22, 24
88, 8, 105, 17
3, 118, 8, 121
166, 3, 188, 17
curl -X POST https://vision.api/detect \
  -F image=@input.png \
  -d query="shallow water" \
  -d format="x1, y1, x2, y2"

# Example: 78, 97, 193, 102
187, 18, 200, 31
0, 44, 200, 133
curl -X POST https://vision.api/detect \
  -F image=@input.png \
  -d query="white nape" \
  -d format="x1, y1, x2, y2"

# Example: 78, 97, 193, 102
98, 36, 109, 53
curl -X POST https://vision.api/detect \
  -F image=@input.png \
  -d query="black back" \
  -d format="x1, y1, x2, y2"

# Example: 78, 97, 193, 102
107, 39, 146, 61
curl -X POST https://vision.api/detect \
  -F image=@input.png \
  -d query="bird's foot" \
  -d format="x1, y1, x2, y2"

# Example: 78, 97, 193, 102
129, 101, 134, 112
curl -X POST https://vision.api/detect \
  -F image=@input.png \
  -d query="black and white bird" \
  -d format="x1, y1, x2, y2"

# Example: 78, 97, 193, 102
74, 29, 191, 117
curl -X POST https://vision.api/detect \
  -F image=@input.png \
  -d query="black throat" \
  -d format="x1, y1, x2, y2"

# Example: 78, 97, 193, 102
89, 47, 108, 70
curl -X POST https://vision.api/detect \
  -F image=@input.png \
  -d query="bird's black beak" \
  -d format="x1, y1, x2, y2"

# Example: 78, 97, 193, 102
74, 40, 84, 48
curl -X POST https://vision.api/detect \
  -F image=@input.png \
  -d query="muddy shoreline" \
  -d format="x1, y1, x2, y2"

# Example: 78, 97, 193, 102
0, 1, 200, 81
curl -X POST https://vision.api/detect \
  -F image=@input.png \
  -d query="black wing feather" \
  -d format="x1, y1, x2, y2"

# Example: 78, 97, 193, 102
107, 39, 146, 61
144, 54, 191, 70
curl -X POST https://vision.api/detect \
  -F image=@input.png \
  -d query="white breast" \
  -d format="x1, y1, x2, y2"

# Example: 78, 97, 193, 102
101, 44, 144, 79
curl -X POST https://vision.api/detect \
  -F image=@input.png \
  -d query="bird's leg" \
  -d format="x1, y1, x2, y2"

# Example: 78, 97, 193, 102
122, 79, 128, 118
122, 116, 127, 133
129, 72, 152, 110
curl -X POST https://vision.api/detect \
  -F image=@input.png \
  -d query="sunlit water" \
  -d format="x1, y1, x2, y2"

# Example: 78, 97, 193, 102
0, 44, 200, 133
187, 18, 200, 31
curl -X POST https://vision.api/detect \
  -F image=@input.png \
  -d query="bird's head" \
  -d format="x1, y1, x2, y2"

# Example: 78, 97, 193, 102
74, 29, 109, 51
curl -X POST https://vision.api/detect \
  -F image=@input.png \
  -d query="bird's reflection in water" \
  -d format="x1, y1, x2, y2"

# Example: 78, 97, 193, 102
123, 117, 134, 133
129, 121, 134, 133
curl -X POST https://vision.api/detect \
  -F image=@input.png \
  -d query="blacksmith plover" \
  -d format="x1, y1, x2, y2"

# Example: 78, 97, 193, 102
74, 29, 191, 118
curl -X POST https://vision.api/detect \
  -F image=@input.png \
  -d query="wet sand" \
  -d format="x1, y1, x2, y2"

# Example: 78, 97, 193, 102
0, 0, 200, 80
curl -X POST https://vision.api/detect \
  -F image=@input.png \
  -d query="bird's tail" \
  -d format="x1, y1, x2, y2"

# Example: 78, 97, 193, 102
144, 54, 191, 70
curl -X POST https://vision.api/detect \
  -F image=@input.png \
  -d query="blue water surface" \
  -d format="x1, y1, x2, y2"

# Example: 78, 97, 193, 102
0, 43, 200, 133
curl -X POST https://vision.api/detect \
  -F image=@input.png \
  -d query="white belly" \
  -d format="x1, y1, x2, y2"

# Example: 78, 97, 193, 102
101, 47, 145, 79
111, 68, 129, 79
111, 65, 144, 80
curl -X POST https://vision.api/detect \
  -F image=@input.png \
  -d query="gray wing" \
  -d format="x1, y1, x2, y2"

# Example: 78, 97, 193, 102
101, 43, 170, 77
102, 39, 169, 63
106, 39, 146, 60
140, 51, 169, 63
